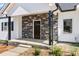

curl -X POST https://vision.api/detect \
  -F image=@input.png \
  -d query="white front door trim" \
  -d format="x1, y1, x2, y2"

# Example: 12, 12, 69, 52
33, 19, 41, 39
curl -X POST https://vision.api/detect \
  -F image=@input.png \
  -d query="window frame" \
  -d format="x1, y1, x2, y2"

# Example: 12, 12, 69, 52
1, 21, 14, 31
63, 19, 72, 33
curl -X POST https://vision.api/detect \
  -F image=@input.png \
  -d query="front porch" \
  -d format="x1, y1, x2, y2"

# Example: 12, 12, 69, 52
10, 38, 57, 48
0, 3, 58, 46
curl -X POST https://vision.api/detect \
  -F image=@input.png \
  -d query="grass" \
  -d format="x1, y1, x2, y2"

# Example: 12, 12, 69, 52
0, 40, 8, 44
0, 40, 8, 42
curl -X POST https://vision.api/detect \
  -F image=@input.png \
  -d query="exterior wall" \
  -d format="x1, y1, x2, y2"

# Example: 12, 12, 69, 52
2, 3, 57, 40
58, 10, 79, 42
0, 13, 58, 40
22, 13, 49, 40
0, 16, 22, 40
11, 16, 22, 39
0, 18, 8, 40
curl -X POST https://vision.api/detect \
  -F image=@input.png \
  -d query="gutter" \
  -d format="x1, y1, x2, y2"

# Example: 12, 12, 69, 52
49, 3, 59, 45
53, 3, 59, 12
55, 3, 77, 12
51, 4, 58, 45
52, 4, 58, 44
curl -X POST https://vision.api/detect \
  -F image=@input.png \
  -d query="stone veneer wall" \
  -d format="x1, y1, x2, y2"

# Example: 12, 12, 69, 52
22, 13, 49, 40
22, 13, 58, 40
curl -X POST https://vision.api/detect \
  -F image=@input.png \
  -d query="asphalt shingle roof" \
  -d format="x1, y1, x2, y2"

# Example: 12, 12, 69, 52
58, 3, 79, 11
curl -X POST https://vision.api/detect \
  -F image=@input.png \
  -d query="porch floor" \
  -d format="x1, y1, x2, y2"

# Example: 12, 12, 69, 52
17, 38, 49, 44
10, 38, 57, 48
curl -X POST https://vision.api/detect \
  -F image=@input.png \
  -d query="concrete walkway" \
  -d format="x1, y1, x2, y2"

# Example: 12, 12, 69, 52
0, 44, 32, 56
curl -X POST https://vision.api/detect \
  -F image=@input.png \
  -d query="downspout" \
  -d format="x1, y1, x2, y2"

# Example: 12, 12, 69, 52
48, 3, 58, 45
51, 3, 59, 45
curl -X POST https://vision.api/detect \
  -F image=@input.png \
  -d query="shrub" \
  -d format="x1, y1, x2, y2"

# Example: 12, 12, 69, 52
70, 47, 77, 56
33, 46, 41, 56
50, 45, 63, 56
0, 40, 8, 44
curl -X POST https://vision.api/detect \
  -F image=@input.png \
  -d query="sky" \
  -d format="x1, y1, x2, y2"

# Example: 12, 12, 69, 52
0, 3, 4, 10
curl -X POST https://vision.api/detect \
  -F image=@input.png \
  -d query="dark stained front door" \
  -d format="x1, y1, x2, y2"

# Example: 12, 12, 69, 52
34, 21, 40, 39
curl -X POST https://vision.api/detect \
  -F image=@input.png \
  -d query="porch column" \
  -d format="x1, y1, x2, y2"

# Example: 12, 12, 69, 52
51, 13, 53, 45
8, 16, 11, 40
48, 11, 52, 45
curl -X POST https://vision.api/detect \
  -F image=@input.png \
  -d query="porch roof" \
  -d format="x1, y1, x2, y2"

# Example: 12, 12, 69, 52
3, 3, 57, 16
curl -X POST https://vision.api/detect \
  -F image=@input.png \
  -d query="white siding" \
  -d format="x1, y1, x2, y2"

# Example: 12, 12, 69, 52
0, 16, 22, 40
11, 16, 22, 39
58, 10, 79, 42
0, 18, 8, 40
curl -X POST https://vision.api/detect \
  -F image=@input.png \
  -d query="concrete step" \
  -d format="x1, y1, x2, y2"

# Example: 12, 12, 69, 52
18, 44, 32, 48
10, 39, 50, 49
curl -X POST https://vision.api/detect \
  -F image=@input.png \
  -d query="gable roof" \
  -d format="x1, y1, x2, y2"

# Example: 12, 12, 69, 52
56, 3, 79, 12
0, 3, 10, 15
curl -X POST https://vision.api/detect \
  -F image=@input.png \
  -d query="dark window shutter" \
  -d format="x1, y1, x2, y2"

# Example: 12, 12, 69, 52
1, 22, 3, 31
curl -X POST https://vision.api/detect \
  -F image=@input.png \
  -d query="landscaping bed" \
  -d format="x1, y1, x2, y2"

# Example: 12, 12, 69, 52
0, 44, 15, 53
0, 40, 17, 54
19, 48, 50, 56
19, 43, 79, 56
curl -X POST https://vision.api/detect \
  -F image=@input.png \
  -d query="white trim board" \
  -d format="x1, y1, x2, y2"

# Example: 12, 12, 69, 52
33, 19, 41, 39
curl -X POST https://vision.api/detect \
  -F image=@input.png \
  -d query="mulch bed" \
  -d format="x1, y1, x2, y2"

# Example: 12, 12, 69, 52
19, 48, 50, 56
19, 43, 79, 56
0, 44, 15, 53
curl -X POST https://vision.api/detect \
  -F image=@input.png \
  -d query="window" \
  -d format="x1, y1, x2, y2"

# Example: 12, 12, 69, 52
1, 22, 14, 31
2, 22, 8, 31
63, 19, 72, 33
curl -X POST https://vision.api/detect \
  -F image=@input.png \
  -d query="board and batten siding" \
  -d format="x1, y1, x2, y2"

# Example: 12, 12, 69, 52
0, 16, 22, 40
58, 9, 79, 42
